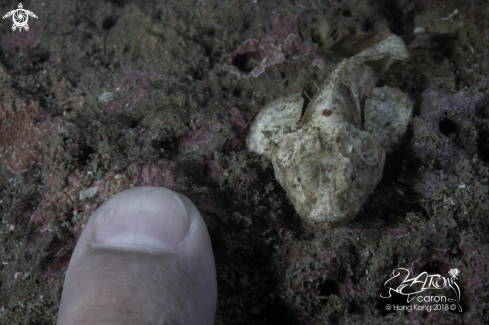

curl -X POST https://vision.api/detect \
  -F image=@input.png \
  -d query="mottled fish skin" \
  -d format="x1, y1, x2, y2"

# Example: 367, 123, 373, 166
247, 34, 412, 224
246, 92, 304, 158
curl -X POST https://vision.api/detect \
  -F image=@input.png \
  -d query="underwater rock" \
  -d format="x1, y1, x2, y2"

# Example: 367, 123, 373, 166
408, 89, 489, 199
0, 87, 54, 174
228, 13, 311, 78
78, 187, 99, 201
364, 85, 413, 153
247, 34, 412, 224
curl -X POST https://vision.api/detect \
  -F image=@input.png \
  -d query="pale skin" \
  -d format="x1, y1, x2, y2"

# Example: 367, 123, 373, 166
56, 187, 217, 325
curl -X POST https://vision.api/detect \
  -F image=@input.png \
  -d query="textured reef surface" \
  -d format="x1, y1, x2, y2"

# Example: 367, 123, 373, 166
0, 0, 489, 324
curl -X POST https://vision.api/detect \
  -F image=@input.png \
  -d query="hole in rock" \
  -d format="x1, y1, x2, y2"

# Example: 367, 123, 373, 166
362, 20, 373, 33
319, 279, 339, 298
36, 51, 51, 64
233, 88, 242, 98
478, 131, 489, 162
156, 138, 178, 155
439, 118, 457, 137
232, 53, 262, 73
102, 16, 117, 30
311, 29, 323, 46
419, 260, 441, 275
111, 0, 129, 7
329, 314, 340, 324
79, 146, 95, 166
128, 119, 139, 129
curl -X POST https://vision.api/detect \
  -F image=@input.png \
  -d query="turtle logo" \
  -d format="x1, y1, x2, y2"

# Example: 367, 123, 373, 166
2, 3, 38, 32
